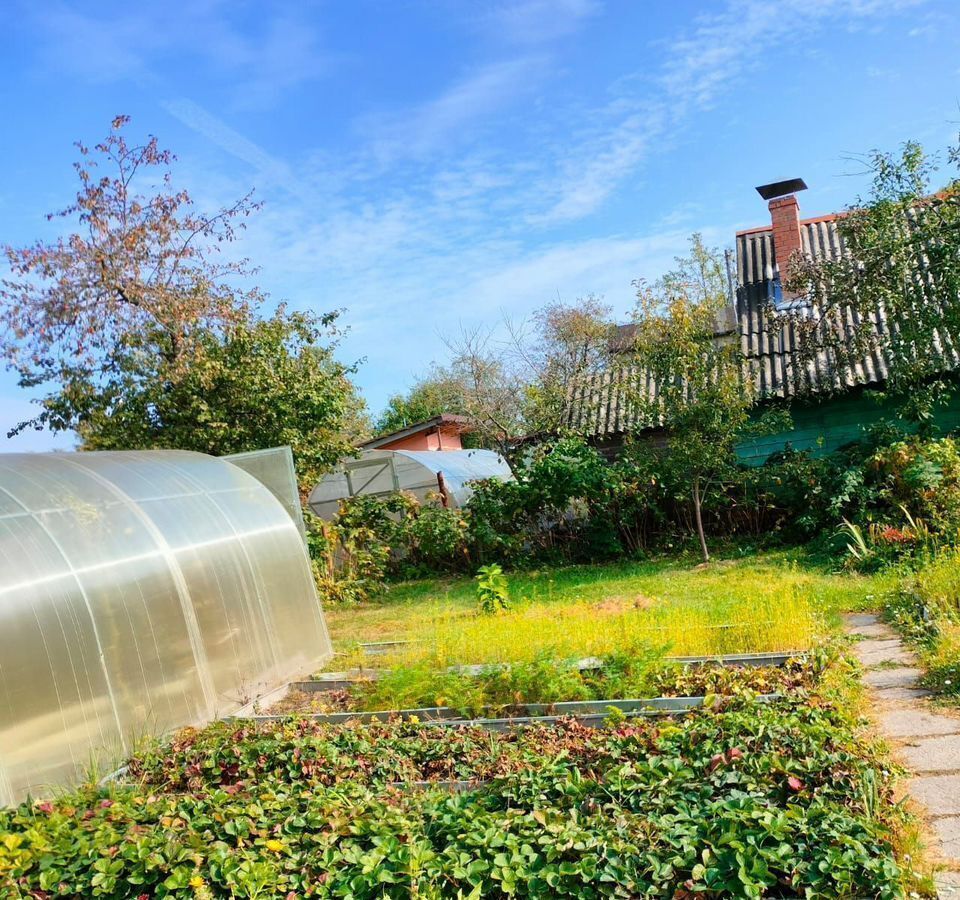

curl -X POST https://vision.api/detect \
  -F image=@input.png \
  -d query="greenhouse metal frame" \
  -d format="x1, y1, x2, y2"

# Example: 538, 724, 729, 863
308, 448, 513, 520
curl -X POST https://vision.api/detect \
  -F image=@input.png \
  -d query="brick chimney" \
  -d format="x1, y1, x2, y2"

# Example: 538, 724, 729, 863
755, 178, 808, 297
768, 194, 803, 276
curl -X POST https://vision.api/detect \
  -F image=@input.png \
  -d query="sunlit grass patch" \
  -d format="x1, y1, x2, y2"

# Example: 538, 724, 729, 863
325, 551, 887, 670
338, 584, 814, 671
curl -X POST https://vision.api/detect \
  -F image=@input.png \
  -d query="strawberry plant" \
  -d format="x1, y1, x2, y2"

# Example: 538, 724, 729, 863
0, 691, 930, 898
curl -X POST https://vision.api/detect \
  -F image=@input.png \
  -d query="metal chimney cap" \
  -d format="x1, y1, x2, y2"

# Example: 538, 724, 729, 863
755, 178, 808, 201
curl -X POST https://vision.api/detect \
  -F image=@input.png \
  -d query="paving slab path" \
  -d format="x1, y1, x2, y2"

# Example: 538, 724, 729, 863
845, 613, 960, 895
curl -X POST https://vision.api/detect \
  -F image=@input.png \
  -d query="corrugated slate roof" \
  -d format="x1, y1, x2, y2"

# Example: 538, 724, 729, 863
567, 214, 960, 437
736, 217, 892, 399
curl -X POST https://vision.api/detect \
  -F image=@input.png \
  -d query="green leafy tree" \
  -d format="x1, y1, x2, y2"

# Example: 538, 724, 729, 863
788, 135, 960, 425
78, 308, 366, 489
375, 367, 469, 435
626, 234, 760, 562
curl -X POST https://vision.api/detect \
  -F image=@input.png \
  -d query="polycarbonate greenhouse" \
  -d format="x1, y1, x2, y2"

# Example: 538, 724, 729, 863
308, 448, 514, 520
0, 450, 332, 806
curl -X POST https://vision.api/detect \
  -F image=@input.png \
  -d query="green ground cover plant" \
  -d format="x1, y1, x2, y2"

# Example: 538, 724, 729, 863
0, 690, 932, 898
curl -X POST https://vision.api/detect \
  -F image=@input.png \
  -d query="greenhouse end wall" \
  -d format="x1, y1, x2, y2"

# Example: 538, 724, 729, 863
0, 450, 332, 806
308, 448, 513, 520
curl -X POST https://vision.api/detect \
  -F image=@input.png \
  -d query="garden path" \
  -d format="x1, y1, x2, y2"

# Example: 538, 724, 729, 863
846, 613, 960, 895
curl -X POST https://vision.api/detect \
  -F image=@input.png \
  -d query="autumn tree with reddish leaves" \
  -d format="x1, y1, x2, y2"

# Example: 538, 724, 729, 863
0, 115, 261, 436
0, 117, 367, 486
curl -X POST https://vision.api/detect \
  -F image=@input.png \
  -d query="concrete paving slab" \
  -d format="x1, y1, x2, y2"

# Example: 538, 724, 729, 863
934, 817, 960, 858
880, 708, 960, 738
846, 613, 879, 627
868, 648, 918, 667
873, 686, 935, 701
864, 667, 925, 690
856, 624, 899, 639
936, 870, 960, 896
854, 638, 902, 654
909, 776, 960, 816
900, 737, 960, 774
855, 639, 916, 666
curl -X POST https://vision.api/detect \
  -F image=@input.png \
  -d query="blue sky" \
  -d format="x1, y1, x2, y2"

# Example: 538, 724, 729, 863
1, 0, 959, 451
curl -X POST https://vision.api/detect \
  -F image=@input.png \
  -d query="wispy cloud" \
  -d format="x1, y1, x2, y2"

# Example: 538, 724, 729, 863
26, 1, 330, 107
658, 0, 920, 111
357, 57, 549, 165
527, 105, 666, 225
162, 99, 300, 193
530, 0, 925, 225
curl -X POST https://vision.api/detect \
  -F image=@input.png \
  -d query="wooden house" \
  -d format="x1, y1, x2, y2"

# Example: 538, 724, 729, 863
567, 180, 960, 463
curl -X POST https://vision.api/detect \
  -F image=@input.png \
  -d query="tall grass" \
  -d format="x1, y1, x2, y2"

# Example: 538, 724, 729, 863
911, 550, 960, 616
323, 552, 891, 675
356, 586, 816, 669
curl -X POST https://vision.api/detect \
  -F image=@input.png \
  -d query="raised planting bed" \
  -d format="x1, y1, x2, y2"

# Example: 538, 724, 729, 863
2, 695, 932, 897
234, 693, 782, 728
298, 650, 807, 692
245, 651, 814, 721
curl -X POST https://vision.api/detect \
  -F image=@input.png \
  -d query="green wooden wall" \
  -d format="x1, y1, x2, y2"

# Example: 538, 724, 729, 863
736, 388, 960, 465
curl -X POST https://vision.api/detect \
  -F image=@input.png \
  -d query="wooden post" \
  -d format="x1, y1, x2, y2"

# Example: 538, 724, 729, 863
437, 471, 450, 508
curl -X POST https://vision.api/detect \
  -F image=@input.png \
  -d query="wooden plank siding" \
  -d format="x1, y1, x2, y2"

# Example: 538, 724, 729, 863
736, 386, 960, 465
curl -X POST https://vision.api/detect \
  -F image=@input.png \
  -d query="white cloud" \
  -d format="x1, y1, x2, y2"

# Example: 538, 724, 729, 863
528, 106, 666, 224
533, 0, 926, 225
162, 99, 300, 194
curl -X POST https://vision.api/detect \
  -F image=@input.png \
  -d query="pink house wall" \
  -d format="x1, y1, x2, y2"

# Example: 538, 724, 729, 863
378, 425, 463, 451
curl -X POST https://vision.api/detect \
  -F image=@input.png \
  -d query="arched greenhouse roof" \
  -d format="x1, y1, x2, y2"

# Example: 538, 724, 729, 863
308, 448, 513, 520
0, 450, 331, 806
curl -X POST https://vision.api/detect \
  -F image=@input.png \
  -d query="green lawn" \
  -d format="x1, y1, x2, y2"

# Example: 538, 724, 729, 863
324, 550, 893, 668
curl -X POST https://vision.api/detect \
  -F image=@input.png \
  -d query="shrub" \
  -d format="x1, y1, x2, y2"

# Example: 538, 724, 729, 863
869, 437, 960, 534
306, 509, 392, 605
310, 492, 470, 600
409, 505, 469, 572
467, 437, 620, 566
311, 431, 960, 590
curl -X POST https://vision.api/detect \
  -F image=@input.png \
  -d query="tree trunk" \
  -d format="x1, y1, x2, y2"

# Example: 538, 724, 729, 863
692, 475, 709, 563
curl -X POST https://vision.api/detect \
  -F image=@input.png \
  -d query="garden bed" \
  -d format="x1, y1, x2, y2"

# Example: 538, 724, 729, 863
255, 652, 814, 719
0, 692, 931, 897
300, 649, 806, 690
242, 693, 782, 727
